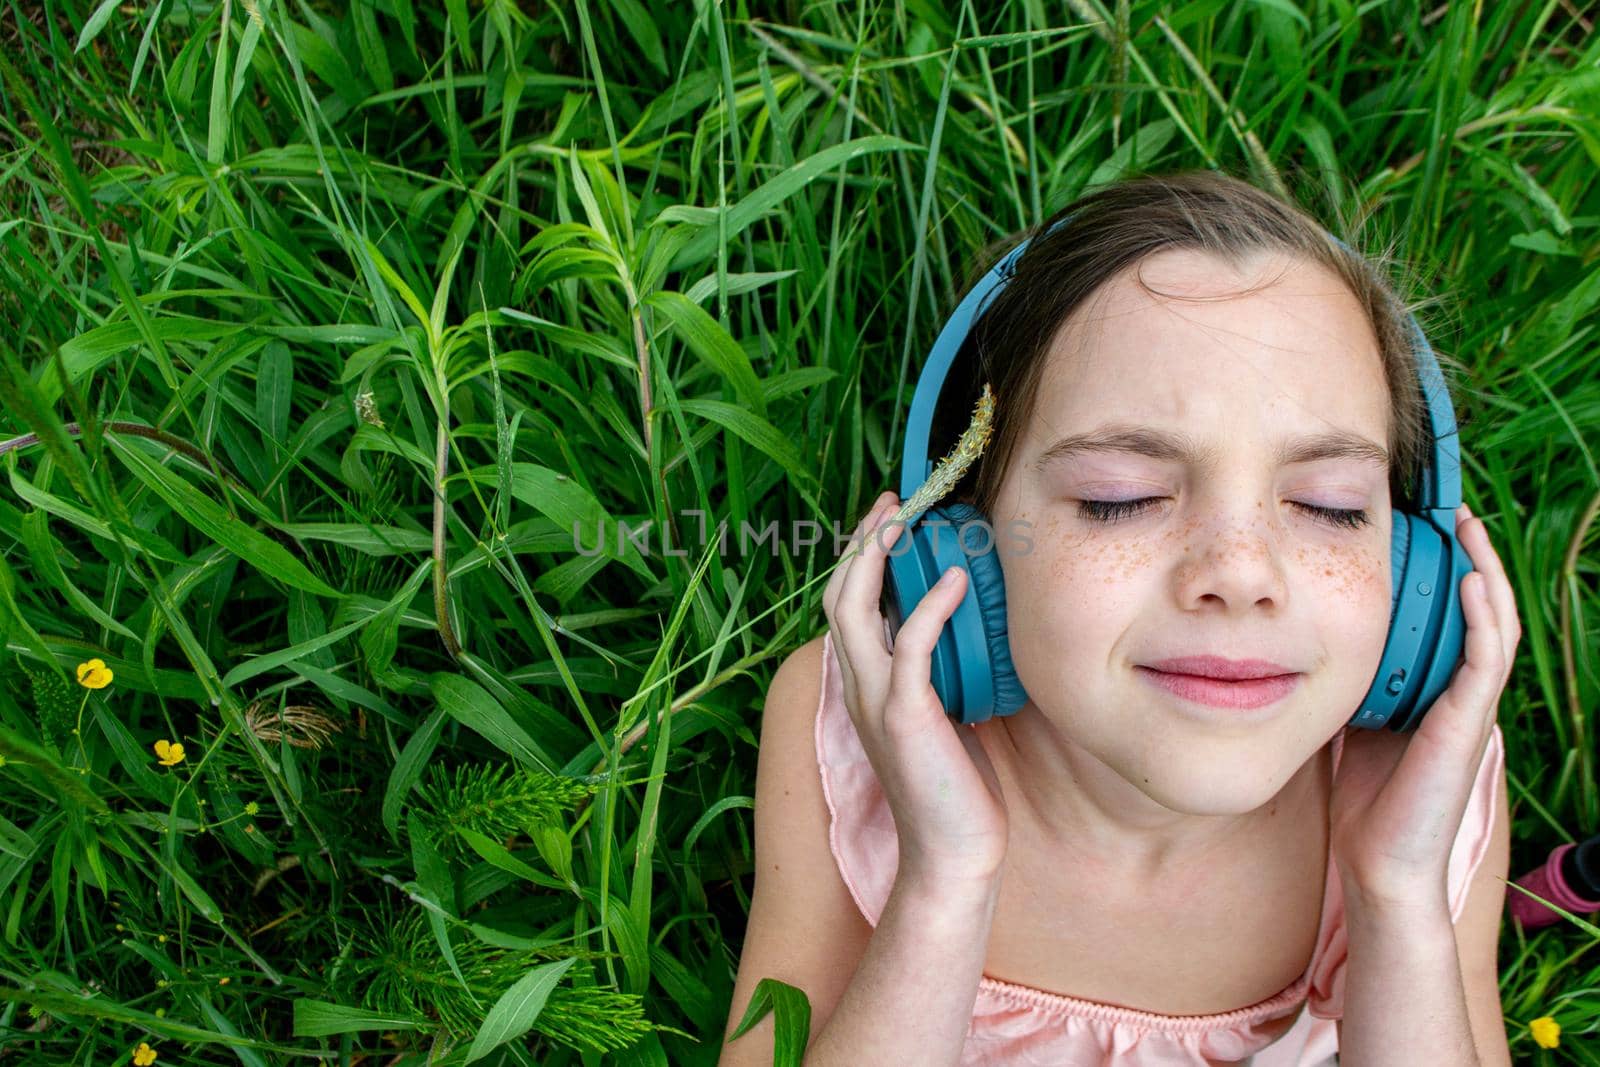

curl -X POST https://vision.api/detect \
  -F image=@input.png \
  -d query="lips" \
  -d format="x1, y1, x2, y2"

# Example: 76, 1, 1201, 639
1135, 666, 1301, 710
1143, 655, 1297, 681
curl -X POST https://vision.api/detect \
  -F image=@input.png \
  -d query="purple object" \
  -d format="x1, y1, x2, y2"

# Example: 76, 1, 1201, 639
1509, 841, 1600, 929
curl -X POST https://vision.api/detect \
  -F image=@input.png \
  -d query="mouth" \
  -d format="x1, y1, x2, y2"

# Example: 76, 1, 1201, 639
1134, 666, 1302, 710
1143, 655, 1296, 680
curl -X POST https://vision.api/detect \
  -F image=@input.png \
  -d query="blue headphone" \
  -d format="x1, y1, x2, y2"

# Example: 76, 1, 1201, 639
881, 218, 1474, 731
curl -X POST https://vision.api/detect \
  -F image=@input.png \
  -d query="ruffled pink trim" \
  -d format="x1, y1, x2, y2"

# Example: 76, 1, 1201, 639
975, 968, 1314, 1032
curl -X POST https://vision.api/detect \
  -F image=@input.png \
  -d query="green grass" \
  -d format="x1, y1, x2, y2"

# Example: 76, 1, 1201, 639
0, 0, 1596, 1063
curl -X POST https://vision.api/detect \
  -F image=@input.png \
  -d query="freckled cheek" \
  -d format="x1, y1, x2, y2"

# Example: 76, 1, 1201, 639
999, 513, 1158, 607
1292, 538, 1389, 608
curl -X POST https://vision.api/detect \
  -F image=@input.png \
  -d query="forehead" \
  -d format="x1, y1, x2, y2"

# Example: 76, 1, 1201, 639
1029, 247, 1390, 452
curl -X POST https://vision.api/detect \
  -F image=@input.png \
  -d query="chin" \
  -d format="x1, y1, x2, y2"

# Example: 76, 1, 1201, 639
1135, 759, 1301, 816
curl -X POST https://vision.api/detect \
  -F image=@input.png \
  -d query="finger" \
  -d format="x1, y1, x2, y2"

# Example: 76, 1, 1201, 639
1476, 532, 1522, 658
1412, 577, 1502, 804
825, 494, 891, 623
885, 565, 968, 723
1455, 506, 1520, 664
827, 494, 895, 707
1437, 573, 1506, 733
836, 497, 906, 680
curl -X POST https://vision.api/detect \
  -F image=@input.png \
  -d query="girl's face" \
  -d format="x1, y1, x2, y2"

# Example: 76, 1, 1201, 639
988, 247, 1394, 817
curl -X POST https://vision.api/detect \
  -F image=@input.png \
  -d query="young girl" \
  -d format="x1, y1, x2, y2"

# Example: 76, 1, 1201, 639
720, 171, 1518, 1066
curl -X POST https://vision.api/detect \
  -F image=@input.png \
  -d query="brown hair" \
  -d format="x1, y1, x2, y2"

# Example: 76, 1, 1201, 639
929, 167, 1457, 520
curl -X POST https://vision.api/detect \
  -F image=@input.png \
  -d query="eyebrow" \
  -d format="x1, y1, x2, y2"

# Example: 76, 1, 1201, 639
1030, 423, 1390, 474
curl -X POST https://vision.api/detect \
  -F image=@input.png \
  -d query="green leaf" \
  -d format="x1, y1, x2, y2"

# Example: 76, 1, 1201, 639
19, 510, 138, 640
206, 0, 231, 165
668, 135, 919, 271
0, 554, 56, 673
645, 291, 767, 417
429, 674, 558, 772
502, 464, 655, 582
677, 399, 821, 511
7, 463, 186, 564
0, 984, 282, 1049
363, 238, 433, 339
409, 809, 474, 1005
464, 957, 577, 1063
602, 0, 667, 77
74, 0, 123, 52
275, 522, 433, 556
163, 855, 224, 923
219, 612, 368, 688
530, 824, 575, 886
458, 827, 570, 891
93, 703, 175, 806
292, 999, 422, 1038
0, 723, 105, 812
492, 308, 635, 370
727, 977, 812, 1067
107, 435, 342, 599
255, 340, 294, 444
382, 708, 447, 843
351, 0, 395, 93
1245, 0, 1311, 30
43, 317, 242, 406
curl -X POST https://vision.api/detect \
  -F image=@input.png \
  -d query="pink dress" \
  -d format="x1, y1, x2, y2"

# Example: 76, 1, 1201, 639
813, 632, 1505, 1066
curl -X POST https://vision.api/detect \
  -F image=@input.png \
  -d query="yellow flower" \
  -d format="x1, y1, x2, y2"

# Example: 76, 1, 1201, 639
76, 658, 113, 689
133, 1042, 157, 1065
1529, 1015, 1560, 1048
152, 739, 185, 767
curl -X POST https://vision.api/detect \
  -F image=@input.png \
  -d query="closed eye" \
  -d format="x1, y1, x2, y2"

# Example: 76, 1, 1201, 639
1078, 497, 1370, 530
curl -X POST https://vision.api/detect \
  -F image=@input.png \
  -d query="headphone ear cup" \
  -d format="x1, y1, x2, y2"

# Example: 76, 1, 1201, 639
941, 503, 1028, 723
1350, 507, 1470, 732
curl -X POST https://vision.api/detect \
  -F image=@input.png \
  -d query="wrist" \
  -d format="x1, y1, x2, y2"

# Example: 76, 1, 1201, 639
1341, 877, 1453, 931
894, 862, 1004, 915
1338, 860, 1450, 915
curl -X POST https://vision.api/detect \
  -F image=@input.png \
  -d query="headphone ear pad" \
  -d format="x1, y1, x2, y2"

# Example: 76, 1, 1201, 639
941, 503, 1028, 721
1388, 505, 1412, 620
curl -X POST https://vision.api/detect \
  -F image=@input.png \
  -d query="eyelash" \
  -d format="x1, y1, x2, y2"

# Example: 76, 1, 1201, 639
1078, 498, 1371, 531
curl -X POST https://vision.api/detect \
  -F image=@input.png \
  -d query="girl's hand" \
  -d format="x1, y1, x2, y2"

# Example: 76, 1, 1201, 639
821, 490, 1010, 891
1328, 502, 1521, 913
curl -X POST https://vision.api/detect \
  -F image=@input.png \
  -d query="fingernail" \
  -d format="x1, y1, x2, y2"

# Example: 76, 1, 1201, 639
939, 566, 962, 586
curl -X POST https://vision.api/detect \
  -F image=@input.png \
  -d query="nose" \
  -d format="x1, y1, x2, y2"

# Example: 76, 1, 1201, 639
1172, 503, 1290, 613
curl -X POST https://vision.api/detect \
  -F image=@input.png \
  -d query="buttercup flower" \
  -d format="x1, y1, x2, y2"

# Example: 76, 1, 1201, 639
75, 659, 113, 689
152, 739, 186, 767
1530, 1015, 1560, 1048
133, 1042, 157, 1065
